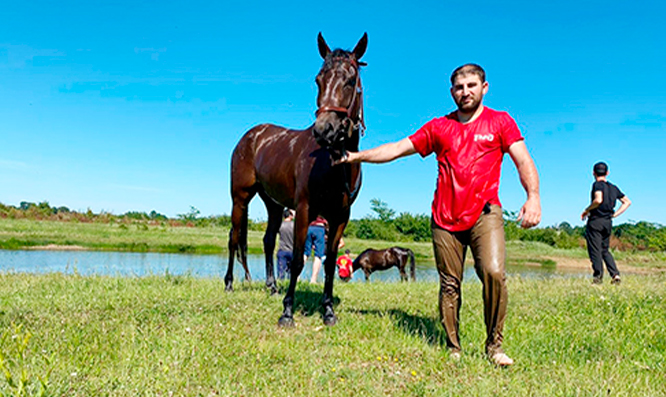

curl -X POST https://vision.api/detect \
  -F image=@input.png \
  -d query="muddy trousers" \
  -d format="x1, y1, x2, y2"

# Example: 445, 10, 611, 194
432, 205, 507, 355
585, 218, 619, 280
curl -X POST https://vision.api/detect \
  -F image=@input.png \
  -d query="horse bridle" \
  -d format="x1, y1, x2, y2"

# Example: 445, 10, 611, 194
314, 56, 366, 136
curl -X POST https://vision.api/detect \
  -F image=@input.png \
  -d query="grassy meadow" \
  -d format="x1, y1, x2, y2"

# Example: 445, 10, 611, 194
0, 218, 230, 255
1, 217, 665, 395
0, 273, 664, 396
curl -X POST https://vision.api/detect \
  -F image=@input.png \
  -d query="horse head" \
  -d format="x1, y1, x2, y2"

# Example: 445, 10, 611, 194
313, 32, 367, 155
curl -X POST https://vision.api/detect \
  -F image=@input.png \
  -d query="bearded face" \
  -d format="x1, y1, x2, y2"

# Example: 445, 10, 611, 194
450, 74, 488, 114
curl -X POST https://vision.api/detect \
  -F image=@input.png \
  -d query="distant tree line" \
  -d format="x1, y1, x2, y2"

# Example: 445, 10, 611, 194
502, 210, 666, 251
0, 201, 265, 230
344, 199, 666, 252
3, 200, 665, 251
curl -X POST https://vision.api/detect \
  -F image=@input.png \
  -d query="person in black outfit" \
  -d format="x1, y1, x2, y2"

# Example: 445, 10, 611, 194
581, 162, 631, 284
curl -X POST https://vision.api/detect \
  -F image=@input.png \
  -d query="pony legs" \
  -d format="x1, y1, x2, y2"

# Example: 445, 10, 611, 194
398, 250, 416, 281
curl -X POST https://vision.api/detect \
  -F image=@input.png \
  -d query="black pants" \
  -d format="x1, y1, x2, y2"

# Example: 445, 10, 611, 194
585, 217, 619, 279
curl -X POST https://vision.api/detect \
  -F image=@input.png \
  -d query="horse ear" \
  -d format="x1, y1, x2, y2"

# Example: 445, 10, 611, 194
352, 32, 368, 61
317, 32, 331, 59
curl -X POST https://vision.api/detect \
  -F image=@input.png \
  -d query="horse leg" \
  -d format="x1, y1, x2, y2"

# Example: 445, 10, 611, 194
409, 250, 416, 281
260, 193, 283, 295
279, 203, 310, 327
321, 215, 348, 326
322, 252, 338, 326
399, 262, 408, 282
225, 188, 256, 291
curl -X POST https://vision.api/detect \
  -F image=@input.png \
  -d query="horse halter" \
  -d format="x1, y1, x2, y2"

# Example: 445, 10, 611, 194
314, 55, 366, 135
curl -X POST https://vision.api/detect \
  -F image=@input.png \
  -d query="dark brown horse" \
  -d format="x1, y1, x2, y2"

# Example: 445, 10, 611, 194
351, 247, 416, 282
225, 33, 367, 327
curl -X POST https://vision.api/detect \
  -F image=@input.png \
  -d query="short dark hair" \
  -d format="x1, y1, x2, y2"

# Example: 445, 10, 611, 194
450, 63, 486, 85
283, 208, 292, 219
345, 249, 350, 255
593, 162, 608, 176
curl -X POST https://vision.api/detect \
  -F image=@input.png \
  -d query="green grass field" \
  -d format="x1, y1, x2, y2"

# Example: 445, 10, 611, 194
0, 218, 230, 255
0, 273, 664, 396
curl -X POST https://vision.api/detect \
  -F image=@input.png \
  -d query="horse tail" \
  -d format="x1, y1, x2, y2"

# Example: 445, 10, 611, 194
239, 208, 249, 260
408, 248, 416, 281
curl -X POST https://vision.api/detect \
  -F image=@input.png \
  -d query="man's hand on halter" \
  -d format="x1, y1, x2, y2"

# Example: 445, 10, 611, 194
334, 138, 417, 166
334, 151, 356, 165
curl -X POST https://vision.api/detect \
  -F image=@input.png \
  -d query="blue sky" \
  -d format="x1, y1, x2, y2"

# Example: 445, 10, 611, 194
1, 0, 664, 227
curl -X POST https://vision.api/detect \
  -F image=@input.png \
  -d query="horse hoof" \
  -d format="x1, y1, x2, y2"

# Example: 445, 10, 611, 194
268, 284, 278, 295
323, 314, 337, 327
278, 315, 294, 327
224, 283, 233, 292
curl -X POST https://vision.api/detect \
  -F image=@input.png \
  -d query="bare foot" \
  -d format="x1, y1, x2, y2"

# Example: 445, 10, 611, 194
490, 352, 514, 366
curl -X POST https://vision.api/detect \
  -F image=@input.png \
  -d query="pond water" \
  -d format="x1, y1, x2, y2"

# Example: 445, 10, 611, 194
0, 250, 587, 283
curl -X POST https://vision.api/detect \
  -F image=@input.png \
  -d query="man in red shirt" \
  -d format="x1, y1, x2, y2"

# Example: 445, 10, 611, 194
340, 64, 541, 366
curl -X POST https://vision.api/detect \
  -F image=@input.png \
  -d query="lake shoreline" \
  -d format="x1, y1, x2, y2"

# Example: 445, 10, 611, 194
2, 218, 664, 275
11, 244, 665, 275
0, 249, 595, 282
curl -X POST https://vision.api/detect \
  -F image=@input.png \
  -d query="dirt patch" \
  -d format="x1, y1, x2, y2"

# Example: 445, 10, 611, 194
28, 244, 88, 251
545, 256, 665, 275
545, 256, 589, 270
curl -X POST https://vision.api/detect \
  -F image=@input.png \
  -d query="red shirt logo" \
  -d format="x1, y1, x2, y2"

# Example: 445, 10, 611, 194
337, 255, 353, 279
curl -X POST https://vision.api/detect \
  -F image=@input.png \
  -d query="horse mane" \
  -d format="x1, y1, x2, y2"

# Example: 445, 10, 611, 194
351, 248, 372, 268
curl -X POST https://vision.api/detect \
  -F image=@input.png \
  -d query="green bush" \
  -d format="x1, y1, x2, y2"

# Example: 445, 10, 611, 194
352, 218, 400, 241
393, 212, 430, 242
615, 221, 666, 251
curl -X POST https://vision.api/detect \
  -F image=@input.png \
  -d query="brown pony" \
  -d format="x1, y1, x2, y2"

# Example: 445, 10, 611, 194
225, 33, 368, 327
351, 247, 416, 282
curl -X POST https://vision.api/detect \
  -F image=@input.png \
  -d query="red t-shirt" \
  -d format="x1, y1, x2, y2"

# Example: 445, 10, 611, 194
409, 107, 523, 232
336, 255, 353, 279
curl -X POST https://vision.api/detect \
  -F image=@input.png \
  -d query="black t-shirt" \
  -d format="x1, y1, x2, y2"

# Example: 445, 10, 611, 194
589, 181, 625, 220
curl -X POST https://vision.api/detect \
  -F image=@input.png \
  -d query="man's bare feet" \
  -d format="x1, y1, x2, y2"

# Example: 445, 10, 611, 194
490, 352, 514, 367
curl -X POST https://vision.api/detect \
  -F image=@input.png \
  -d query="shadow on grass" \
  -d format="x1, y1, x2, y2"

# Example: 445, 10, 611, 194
351, 308, 444, 346
275, 282, 342, 319
227, 281, 342, 320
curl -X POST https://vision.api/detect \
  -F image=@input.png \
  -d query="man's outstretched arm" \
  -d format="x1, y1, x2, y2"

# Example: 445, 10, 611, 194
343, 137, 417, 164
508, 141, 541, 229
